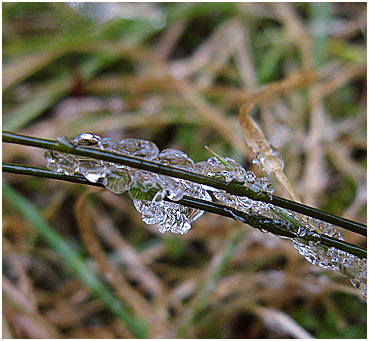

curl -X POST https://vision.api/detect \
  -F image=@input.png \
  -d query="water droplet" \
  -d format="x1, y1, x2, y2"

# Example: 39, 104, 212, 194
103, 168, 131, 194
235, 196, 254, 211
129, 176, 164, 202
158, 149, 195, 170
118, 138, 159, 160
152, 189, 166, 202
256, 176, 275, 194
133, 199, 144, 213
72, 133, 101, 146
159, 207, 191, 234
245, 171, 256, 183
308, 233, 321, 246
166, 182, 185, 201
76, 157, 106, 183
57, 135, 75, 148
140, 201, 167, 225
253, 149, 285, 174
98, 137, 119, 153
45, 150, 77, 175
46, 132, 368, 297
213, 192, 236, 207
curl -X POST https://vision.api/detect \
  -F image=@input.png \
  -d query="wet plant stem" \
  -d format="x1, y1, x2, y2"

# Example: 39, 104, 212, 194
2, 131, 366, 237
3, 162, 366, 259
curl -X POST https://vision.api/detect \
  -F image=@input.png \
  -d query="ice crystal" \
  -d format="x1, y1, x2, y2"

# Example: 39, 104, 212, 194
118, 138, 159, 160
45, 150, 77, 175
253, 149, 285, 175
103, 167, 131, 194
195, 155, 276, 217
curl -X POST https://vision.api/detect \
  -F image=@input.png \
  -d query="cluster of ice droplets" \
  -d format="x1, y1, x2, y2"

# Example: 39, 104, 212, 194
291, 218, 367, 299
45, 133, 278, 234
195, 156, 275, 217
45, 133, 366, 298
193, 155, 365, 298
45, 133, 213, 234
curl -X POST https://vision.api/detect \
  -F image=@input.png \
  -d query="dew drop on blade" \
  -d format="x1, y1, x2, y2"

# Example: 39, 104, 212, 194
76, 157, 106, 183
72, 133, 101, 146
118, 138, 159, 160
103, 168, 131, 194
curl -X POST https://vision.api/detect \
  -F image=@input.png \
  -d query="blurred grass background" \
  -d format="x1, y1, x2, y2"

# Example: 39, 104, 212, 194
2, 2, 367, 338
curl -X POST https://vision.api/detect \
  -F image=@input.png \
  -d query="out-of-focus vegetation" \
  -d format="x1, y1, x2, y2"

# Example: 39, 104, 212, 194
3, 2, 366, 338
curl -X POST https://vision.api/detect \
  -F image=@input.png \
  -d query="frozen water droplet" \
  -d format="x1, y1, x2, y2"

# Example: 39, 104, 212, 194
72, 133, 101, 146
297, 226, 307, 237
253, 149, 284, 174
128, 172, 164, 201
158, 224, 167, 234
245, 183, 263, 195
118, 138, 159, 159
103, 168, 131, 194
256, 177, 275, 194
308, 233, 321, 246
206, 156, 247, 183
46, 133, 367, 299
133, 199, 144, 213
152, 190, 166, 202
158, 149, 195, 170
236, 196, 254, 212
245, 171, 256, 183
292, 230, 366, 297
214, 192, 237, 207
76, 157, 106, 183
132, 178, 212, 234
175, 214, 192, 234
182, 182, 212, 221
44, 149, 58, 165
156, 204, 192, 234
197, 156, 274, 200
98, 137, 119, 153
182, 204, 204, 223
57, 135, 75, 148
194, 161, 210, 174
140, 202, 167, 225
44, 150, 77, 175
159, 174, 186, 201
58, 156, 78, 175
166, 183, 184, 201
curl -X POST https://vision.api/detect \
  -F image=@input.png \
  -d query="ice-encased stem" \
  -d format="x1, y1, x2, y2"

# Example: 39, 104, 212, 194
2, 162, 366, 259
2, 131, 367, 236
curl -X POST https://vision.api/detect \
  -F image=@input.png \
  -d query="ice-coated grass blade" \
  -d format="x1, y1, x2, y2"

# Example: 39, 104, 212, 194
3, 131, 367, 237
3, 162, 366, 259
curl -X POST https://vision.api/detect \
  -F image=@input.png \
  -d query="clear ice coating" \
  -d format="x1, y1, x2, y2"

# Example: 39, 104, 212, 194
292, 239, 367, 298
252, 149, 285, 175
44, 150, 77, 175
291, 219, 367, 299
103, 167, 131, 194
45, 133, 367, 297
195, 155, 276, 217
44, 133, 213, 234
118, 138, 159, 160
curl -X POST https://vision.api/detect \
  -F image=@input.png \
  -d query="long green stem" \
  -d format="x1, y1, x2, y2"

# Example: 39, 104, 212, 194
2, 131, 366, 236
3, 162, 366, 259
